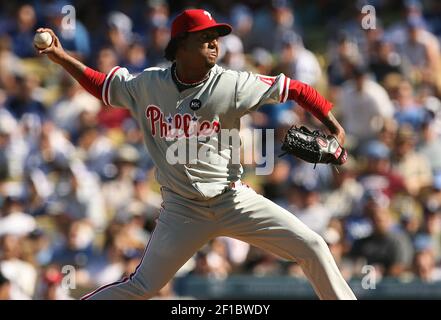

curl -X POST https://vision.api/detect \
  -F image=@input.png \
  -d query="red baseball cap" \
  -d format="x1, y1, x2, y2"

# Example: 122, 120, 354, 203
171, 9, 232, 39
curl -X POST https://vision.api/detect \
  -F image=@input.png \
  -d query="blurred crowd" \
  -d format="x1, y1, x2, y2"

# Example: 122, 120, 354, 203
1, 0, 441, 299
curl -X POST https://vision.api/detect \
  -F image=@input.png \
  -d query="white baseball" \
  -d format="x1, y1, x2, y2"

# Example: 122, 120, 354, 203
34, 32, 53, 49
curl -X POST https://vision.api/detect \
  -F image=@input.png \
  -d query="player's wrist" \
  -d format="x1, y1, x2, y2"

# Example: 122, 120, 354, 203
331, 130, 345, 146
55, 50, 73, 64
321, 112, 345, 145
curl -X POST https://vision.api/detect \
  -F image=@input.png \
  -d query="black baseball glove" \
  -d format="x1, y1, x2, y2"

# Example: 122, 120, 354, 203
280, 126, 347, 166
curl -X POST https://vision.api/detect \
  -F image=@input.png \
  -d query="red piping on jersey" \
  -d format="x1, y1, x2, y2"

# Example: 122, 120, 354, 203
287, 79, 333, 121
280, 76, 289, 103
103, 67, 121, 106
80, 277, 129, 300
78, 67, 106, 100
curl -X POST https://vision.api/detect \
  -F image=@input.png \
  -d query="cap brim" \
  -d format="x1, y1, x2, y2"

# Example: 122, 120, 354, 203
188, 23, 232, 37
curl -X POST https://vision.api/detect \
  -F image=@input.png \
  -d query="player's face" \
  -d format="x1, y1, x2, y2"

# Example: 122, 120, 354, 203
182, 29, 220, 68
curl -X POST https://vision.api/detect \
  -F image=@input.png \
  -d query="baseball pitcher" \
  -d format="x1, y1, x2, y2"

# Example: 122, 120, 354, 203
36, 9, 356, 300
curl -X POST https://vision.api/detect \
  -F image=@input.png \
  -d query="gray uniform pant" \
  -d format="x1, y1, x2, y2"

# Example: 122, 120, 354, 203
82, 183, 356, 300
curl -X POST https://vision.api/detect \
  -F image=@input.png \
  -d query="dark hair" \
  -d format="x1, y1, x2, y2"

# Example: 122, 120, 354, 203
164, 33, 188, 62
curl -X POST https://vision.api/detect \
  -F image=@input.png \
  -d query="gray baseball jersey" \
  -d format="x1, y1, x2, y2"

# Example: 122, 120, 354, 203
83, 64, 356, 300
102, 64, 290, 199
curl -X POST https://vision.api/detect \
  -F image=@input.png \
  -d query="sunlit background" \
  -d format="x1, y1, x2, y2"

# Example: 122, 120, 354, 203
0, 0, 441, 299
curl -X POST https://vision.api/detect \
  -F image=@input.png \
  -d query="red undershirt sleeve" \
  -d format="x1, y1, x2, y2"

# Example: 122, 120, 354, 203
77, 67, 107, 101
287, 78, 333, 121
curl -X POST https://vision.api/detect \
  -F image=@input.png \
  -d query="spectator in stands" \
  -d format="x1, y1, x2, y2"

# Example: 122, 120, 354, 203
75, 125, 114, 179
0, 118, 12, 180
96, 47, 119, 74
400, 16, 441, 85
412, 247, 441, 283
327, 32, 363, 87
417, 197, 441, 263
249, 47, 274, 76
243, 244, 284, 277
324, 156, 364, 218
26, 229, 53, 267
102, 144, 140, 217
393, 80, 427, 130
362, 19, 386, 64
290, 160, 333, 193
385, 0, 426, 45
418, 84, 441, 134
35, 265, 74, 299
5, 115, 33, 179
50, 76, 101, 136
205, 238, 232, 279
87, 236, 125, 288
0, 233, 37, 299
0, 195, 36, 237
398, 198, 424, 244
391, 125, 433, 196
339, 65, 395, 144
357, 140, 407, 198
418, 114, 441, 173
144, 0, 170, 34
5, 73, 46, 121
333, 2, 370, 53
124, 170, 161, 232
106, 11, 134, 62
350, 193, 414, 277
23, 121, 73, 176
188, 251, 207, 276
0, 34, 23, 98
23, 171, 51, 217
146, 20, 170, 67
229, 4, 254, 52
0, 89, 15, 127
216, 237, 250, 272
124, 39, 149, 74
287, 183, 332, 236
9, 4, 38, 58
275, 31, 322, 86
252, 252, 285, 277
377, 118, 399, 151
219, 34, 246, 71
121, 118, 154, 171
44, 1, 91, 60
51, 163, 106, 229
261, 159, 291, 205
369, 38, 403, 84
50, 220, 95, 289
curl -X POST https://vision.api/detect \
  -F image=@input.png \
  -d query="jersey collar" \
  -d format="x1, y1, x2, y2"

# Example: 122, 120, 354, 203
171, 63, 211, 92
